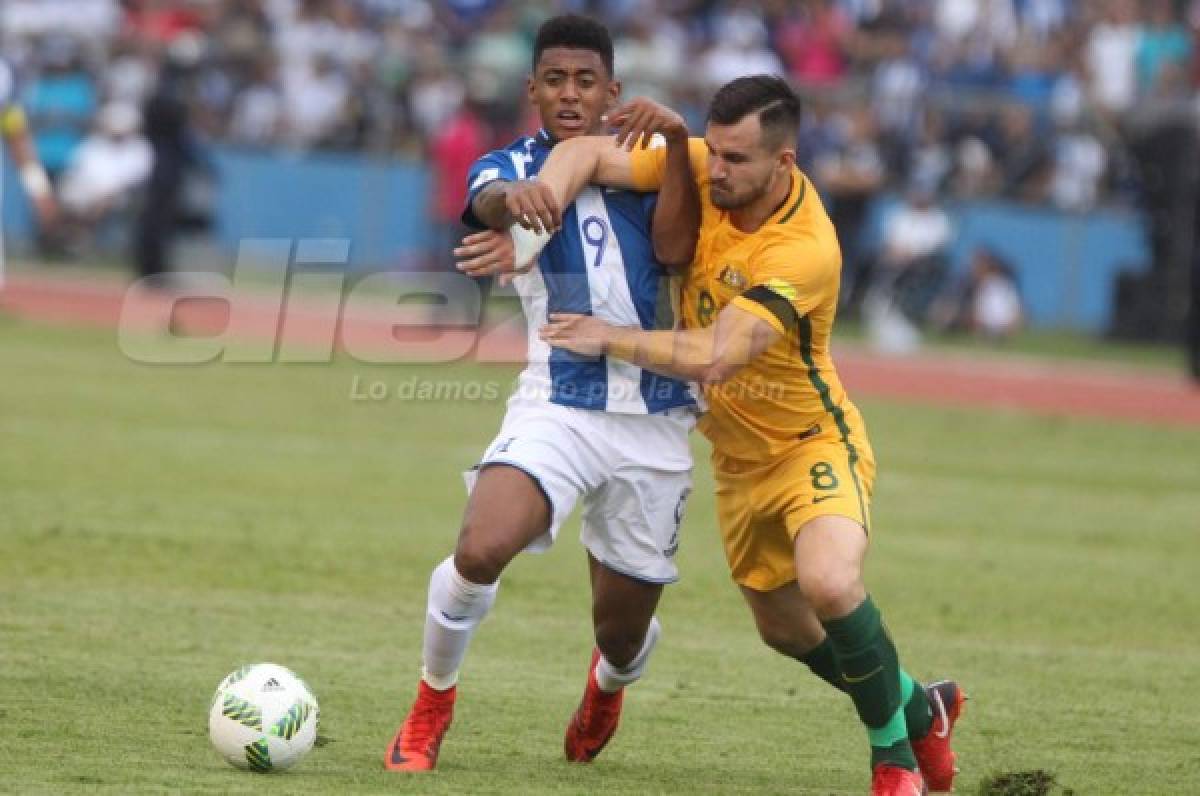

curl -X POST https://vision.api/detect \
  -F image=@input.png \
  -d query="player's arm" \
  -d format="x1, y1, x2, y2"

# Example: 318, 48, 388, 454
608, 99, 701, 269
2, 105, 56, 225
526, 135, 637, 218
540, 302, 781, 386
455, 149, 562, 279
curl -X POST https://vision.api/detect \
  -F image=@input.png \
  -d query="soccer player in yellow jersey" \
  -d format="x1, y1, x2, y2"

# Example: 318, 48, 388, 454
511, 76, 966, 795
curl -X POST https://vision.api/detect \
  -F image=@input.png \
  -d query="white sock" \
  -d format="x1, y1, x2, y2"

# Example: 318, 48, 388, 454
420, 556, 498, 691
594, 617, 661, 693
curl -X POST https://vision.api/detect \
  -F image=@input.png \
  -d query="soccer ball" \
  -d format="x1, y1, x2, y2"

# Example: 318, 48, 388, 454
208, 662, 319, 772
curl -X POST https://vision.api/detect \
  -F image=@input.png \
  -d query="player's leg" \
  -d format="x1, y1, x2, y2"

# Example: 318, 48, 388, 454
792, 515, 929, 793
737, 580, 837, 681
388, 404, 595, 772
776, 421, 948, 793
565, 451, 690, 763
589, 554, 663, 676
738, 579, 942, 747
386, 463, 552, 772
563, 555, 664, 762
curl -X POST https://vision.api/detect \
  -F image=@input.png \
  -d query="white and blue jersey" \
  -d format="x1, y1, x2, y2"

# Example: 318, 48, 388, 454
464, 129, 695, 414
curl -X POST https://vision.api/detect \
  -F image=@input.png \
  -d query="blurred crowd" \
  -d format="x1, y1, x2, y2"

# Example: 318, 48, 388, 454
4, 1, 1200, 341
4, 0, 1199, 209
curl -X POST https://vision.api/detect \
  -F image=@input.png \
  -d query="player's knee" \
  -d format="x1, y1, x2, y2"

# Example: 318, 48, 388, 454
794, 566, 862, 619
453, 526, 511, 585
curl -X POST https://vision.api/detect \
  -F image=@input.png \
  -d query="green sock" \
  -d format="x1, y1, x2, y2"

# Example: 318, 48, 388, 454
802, 637, 934, 742
822, 596, 917, 771
799, 637, 845, 692
901, 670, 933, 740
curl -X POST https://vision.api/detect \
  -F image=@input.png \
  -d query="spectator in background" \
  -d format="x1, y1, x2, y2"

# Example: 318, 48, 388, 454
228, 57, 284, 148
931, 247, 1024, 340
408, 45, 466, 141
1137, 0, 1193, 98
862, 180, 954, 345
776, 0, 851, 88
23, 37, 97, 185
428, 96, 488, 270
59, 101, 152, 249
700, 4, 784, 90
993, 102, 1050, 201
1086, 0, 1140, 116
0, 55, 60, 284
613, 12, 686, 103
813, 104, 885, 313
123, 0, 205, 46
1048, 113, 1107, 212
135, 45, 211, 285
283, 54, 350, 148
463, 3, 530, 105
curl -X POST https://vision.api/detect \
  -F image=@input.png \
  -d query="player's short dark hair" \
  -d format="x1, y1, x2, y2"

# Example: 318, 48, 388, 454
532, 14, 614, 77
707, 75, 802, 151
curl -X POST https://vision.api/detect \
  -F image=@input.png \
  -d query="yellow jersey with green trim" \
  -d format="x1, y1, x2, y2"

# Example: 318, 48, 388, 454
630, 138, 861, 463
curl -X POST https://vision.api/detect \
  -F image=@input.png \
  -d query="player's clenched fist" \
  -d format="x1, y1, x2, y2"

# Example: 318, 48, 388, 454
608, 98, 688, 150
504, 179, 561, 235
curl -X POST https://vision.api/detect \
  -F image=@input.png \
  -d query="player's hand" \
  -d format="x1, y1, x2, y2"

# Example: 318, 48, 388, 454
539, 312, 614, 358
504, 179, 561, 235
608, 98, 688, 150
455, 230, 521, 280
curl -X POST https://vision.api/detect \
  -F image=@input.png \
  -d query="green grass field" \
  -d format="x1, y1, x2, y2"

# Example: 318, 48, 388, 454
3, 317, 1199, 794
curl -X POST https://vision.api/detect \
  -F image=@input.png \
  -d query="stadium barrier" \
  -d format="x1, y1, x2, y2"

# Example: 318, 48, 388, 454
3, 147, 1148, 332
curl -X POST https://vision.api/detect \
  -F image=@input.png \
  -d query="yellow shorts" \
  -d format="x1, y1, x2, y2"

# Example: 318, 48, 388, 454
712, 409, 876, 592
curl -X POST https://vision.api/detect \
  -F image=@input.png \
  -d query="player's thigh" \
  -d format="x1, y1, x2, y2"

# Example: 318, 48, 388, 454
457, 406, 598, 575
580, 466, 691, 586
456, 463, 553, 573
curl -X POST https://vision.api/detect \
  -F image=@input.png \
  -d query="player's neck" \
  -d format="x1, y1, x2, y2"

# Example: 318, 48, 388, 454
729, 172, 793, 234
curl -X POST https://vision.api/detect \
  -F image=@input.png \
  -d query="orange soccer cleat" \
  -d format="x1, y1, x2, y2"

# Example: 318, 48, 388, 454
384, 680, 456, 772
564, 649, 624, 763
911, 679, 967, 792
872, 763, 928, 796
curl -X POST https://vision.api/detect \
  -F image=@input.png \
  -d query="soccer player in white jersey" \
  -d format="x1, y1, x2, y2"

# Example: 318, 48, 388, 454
0, 57, 58, 287
384, 15, 700, 772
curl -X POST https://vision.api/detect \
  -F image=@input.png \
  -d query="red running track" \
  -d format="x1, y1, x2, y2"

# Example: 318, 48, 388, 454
3, 273, 1197, 426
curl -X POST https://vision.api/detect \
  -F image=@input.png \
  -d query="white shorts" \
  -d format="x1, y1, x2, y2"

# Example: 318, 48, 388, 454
464, 400, 695, 584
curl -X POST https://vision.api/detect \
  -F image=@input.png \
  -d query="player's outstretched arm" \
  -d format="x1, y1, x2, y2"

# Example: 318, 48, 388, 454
540, 303, 780, 386
534, 135, 640, 214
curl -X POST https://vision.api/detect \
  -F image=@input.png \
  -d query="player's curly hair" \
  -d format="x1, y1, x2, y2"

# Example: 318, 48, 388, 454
532, 14, 614, 77
708, 75, 802, 151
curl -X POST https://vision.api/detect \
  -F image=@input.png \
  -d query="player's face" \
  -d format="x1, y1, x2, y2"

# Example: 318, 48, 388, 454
704, 115, 794, 210
528, 47, 619, 141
